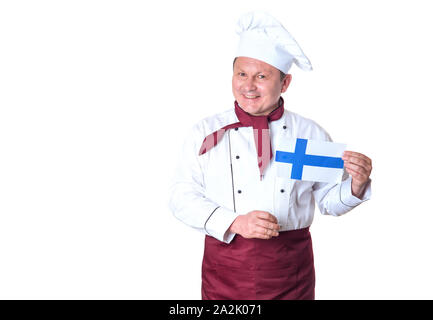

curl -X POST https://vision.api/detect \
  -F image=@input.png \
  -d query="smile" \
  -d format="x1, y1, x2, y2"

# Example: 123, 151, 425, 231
243, 94, 260, 99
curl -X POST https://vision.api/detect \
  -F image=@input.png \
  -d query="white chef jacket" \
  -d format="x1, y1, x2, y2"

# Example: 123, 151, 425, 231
169, 107, 371, 244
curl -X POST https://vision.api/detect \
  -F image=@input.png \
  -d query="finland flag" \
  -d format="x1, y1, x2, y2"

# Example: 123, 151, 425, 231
275, 138, 346, 183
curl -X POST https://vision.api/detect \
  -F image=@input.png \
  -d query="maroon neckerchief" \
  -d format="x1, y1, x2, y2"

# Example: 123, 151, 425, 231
199, 97, 285, 180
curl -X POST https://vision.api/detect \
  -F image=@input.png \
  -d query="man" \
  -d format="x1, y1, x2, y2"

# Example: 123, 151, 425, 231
169, 12, 372, 300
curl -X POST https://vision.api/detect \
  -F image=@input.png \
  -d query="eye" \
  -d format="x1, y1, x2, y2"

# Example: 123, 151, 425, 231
257, 74, 266, 79
238, 72, 246, 77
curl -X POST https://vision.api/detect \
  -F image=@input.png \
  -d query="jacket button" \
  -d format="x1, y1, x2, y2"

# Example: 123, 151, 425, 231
236, 155, 240, 159
280, 189, 285, 193
234, 127, 239, 131
238, 190, 242, 194
283, 125, 287, 129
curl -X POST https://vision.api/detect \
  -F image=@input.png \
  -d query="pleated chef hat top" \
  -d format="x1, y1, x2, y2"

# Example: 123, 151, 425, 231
235, 11, 313, 73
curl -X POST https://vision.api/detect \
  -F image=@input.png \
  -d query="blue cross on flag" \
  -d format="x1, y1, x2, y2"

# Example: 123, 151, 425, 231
275, 138, 346, 183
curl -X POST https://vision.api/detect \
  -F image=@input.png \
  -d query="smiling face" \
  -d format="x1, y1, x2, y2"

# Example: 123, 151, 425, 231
232, 56, 292, 116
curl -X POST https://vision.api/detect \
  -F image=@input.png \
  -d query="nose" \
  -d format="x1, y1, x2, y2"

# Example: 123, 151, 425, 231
243, 77, 257, 92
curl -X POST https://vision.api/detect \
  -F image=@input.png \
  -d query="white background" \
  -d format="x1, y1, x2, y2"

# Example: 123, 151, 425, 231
1, 0, 432, 299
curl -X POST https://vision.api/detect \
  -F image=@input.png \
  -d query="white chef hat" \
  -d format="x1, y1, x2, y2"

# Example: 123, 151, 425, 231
235, 11, 312, 73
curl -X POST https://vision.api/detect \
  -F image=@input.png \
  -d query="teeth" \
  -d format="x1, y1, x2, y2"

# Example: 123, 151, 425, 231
245, 95, 259, 99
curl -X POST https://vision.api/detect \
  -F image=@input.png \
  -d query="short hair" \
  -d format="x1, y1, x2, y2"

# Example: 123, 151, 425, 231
233, 57, 287, 82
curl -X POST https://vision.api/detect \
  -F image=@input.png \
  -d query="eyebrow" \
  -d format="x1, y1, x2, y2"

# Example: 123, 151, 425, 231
236, 70, 270, 77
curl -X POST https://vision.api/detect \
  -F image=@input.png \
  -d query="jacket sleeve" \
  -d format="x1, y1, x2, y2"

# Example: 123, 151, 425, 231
168, 125, 238, 243
312, 169, 372, 216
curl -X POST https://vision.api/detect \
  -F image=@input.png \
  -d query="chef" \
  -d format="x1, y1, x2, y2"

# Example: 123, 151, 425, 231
169, 11, 372, 300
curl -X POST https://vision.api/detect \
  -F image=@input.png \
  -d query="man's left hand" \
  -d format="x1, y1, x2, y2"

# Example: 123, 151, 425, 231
342, 151, 372, 199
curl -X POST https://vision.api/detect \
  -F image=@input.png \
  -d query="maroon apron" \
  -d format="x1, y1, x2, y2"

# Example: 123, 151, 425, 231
201, 227, 315, 300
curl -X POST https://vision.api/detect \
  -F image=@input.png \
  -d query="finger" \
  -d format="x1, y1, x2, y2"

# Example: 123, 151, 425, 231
255, 211, 278, 223
343, 151, 371, 163
344, 162, 370, 176
344, 160, 372, 176
252, 227, 276, 238
256, 219, 280, 231
343, 154, 370, 167
343, 151, 372, 165
252, 229, 267, 240
254, 227, 278, 239
343, 150, 369, 159
343, 156, 372, 172
345, 167, 369, 182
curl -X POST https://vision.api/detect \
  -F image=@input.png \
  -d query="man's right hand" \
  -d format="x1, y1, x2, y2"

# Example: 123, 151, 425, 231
228, 211, 280, 239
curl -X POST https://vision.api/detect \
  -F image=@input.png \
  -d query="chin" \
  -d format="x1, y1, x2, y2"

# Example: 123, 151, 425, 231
240, 104, 258, 114
239, 99, 263, 113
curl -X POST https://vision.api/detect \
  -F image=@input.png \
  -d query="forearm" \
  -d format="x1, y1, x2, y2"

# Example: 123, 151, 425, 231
313, 176, 371, 216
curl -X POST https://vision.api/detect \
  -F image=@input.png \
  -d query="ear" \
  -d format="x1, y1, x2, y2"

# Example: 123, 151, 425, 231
281, 74, 292, 93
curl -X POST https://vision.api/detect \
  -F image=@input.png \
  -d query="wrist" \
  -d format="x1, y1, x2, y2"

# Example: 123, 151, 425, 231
228, 216, 242, 234
351, 183, 367, 199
